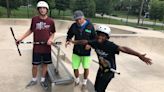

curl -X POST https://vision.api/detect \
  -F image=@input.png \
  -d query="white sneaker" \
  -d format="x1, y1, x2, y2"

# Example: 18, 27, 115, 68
82, 79, 87, 86
74, 77, 80, 86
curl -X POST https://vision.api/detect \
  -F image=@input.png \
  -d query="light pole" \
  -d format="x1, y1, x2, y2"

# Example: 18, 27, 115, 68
137, 0, 145, 25
26, 0, 29, 18
126, 0, 132, 25
6, 0, 10, 18
126, 6, 131, 25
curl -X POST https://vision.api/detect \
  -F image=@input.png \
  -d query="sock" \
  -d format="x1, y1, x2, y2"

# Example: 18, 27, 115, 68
75, 77, 80, 83
41, 77, 45, 82
32, 77, 37, 81
82, 79, 87, 85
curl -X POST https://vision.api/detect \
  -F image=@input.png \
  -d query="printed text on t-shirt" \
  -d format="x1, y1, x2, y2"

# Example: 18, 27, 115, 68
36, 22, 50, 30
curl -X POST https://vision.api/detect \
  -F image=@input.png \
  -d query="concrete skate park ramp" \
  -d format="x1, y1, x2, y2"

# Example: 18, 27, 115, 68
0, 19, 164, 92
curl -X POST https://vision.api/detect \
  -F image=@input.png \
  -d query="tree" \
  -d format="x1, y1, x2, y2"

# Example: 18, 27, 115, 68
149, 0, 164, 23
0, 0, 21, 17
47, 0, 56, 17
115, 0, 150, 15
95, 0, 119, 16
70, 0, 96, 17
55, 0, 70, 15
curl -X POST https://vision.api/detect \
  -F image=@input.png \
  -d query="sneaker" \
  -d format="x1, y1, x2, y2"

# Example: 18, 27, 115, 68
25, 80, 37, 88
40, 81, 48, 90
74, 77, 80, 86
81, 84, 87, 91
75, 82, 80, 86
82, 79, 87, 86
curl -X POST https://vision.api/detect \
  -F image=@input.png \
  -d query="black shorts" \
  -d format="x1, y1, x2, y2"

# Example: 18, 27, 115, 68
32, 53, 52, 65
94, 68, 114, 92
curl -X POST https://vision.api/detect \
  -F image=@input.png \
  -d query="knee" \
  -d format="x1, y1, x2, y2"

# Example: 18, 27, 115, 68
84, 69, 89, 72
84, 69, 88, 70
33, 65, 38, 69
74, 69, 78, 72
42, 64, 47, 67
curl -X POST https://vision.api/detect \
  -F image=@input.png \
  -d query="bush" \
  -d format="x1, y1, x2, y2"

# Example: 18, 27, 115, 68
0, 11, 2, 17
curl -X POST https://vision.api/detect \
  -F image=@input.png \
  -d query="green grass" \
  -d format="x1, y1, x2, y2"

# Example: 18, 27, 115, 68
112, 11, 138, 19
90, 17, 124, 25
127, 23, 163, 31
0, 7, 36, 18
0, 7, 163, 31
113, 11, 163, 24
12, 7, 37, 18
0, 7, 7, 17
0, 7, 72, 18
144, 18, 163, 23
90, 17, 164, 31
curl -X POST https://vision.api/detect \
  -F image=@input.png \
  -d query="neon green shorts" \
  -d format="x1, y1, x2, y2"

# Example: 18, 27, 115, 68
72, 54, 91, 69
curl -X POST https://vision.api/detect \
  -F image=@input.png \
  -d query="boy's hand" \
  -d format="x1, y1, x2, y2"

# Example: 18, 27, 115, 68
65, 41, 71, 48
80, 40, 88, 45
47, 39, 53, 45
16, 38, 22, 45
139, 54, 152, 65
85, 44, 91, 50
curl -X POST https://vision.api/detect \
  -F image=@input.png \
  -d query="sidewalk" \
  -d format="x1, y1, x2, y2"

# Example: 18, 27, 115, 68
96, 14, 164, 26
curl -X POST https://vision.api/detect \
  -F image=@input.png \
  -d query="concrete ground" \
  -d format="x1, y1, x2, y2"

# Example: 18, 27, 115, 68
0, 18, 164, 92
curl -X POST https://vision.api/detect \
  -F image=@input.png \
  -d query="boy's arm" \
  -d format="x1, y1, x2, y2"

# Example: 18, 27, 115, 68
65, 25, 74, 47
47, 20, 56, 45
71, 40, 88, 45
47, 32, 55, 45
118, 46, 152, 65
16, 29, 32, 44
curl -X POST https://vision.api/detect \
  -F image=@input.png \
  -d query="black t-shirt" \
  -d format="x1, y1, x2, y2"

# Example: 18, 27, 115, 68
89, 40, 119, 70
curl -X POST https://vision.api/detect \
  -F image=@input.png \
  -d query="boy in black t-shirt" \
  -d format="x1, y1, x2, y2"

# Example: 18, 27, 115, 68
71, 25, 152, 92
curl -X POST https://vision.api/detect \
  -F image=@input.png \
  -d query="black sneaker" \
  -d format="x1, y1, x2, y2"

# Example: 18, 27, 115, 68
40, 81, 48, 90
26, 80, 37, 88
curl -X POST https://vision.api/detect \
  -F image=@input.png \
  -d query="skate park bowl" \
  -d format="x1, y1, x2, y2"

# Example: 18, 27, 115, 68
0, 18, 164, 92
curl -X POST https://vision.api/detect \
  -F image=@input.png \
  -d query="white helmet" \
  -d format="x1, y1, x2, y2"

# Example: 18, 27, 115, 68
96, 25, 111, 36
37, 1, 49, 9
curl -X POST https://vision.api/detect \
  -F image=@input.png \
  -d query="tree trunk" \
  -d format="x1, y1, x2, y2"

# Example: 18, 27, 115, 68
49, 9, 52, 17
58, 10, 61, 16
154, 19, 157, 26
6, 0, 10, 18
137, 0, 144, 25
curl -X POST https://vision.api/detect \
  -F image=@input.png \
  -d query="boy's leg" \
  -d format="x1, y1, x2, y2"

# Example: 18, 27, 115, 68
40, 64, 48, 90
32, 53, 42, 79
72, 54, 81, 85
84, 69, 89, 79
94, 68, 113, 92
41, 53, 52, 81
82, 56, 91, 86
32, 65, 38, 79
26, 53, 41, 88
40, 53, 52, 90
41, 64, 48, 81
94, 69, 103, 92
74, 69, 79, 78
